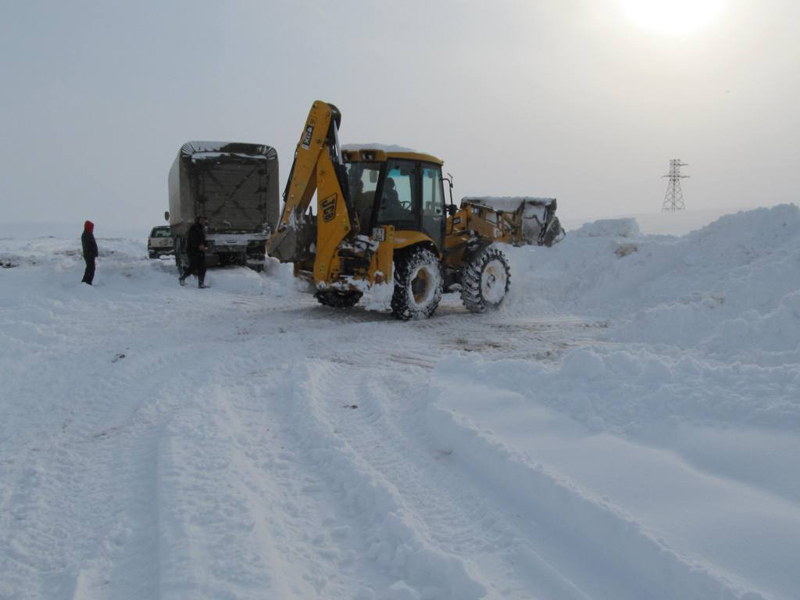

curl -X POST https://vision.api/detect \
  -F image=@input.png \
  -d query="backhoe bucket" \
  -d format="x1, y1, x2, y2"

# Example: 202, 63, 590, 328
267, 227, 298, 263
266, 221, 317, 263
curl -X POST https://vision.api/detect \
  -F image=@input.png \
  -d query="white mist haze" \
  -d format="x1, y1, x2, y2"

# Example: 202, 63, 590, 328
1, 0, 798, 233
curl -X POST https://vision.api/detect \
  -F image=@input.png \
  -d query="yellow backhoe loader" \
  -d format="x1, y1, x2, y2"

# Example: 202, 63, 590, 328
267, 100, 563, 320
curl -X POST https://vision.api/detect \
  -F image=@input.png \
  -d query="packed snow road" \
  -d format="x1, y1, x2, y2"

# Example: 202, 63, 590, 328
2, 205, 799, 600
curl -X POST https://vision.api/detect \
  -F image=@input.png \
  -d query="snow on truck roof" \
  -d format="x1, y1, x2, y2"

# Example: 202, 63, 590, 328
179, 141, 277, 161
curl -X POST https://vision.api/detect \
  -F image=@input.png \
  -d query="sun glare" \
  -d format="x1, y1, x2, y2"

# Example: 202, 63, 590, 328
620, 0, 726, 35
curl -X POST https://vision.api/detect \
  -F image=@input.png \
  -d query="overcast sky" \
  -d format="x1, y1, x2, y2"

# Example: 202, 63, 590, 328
1, 0, 798, 233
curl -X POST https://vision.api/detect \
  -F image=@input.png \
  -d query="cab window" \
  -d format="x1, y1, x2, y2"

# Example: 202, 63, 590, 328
377, 160, 417, 225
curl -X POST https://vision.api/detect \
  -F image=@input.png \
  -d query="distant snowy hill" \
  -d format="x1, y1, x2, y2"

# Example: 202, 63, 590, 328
0, 221, 151, 241
1, 204, 798, 600
560, 205, 772, 236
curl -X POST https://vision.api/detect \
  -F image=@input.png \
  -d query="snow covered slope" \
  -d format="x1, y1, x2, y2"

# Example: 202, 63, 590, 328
1, 204, 798, 600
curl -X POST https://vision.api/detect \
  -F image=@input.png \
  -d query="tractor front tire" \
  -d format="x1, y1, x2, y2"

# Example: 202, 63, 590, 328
391, 247, 443, 320
460, 246, 511, 313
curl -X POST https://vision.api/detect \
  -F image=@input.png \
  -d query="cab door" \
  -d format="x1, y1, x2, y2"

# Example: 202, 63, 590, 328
420, 164, 446, 250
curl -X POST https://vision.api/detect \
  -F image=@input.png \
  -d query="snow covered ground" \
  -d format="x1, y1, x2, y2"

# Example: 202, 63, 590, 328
1, 204, 799, 600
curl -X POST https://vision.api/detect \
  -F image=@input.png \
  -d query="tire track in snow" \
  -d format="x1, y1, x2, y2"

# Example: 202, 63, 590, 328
240, 295, 616, 598
65, 324, 244, 600
299, 312, 767, 600
264, 359, 490, 600
1, 280, 272, 600
425, 398, 772, 600
0, 337, 200, 600
151, 345, 399, 599
154, 381, 292, 599
305, 355, 599, 600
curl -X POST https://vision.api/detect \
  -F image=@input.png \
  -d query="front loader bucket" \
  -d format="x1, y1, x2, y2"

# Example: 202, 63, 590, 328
520, 202, 565, 247
539, 216, 565, 247
461, 196, 566, 247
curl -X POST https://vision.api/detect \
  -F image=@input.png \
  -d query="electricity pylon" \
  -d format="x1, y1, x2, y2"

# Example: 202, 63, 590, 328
662, 159, 689, 212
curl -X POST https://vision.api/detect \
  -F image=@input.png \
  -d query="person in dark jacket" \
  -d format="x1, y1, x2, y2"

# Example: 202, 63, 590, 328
180, 216, 208, 288
81, 220, 98, 285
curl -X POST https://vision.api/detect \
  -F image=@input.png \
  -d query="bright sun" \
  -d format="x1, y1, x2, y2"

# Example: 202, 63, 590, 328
619, 0, 726, 34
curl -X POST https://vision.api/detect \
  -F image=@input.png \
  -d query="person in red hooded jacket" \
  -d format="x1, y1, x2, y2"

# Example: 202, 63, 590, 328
81, 220, 98, 285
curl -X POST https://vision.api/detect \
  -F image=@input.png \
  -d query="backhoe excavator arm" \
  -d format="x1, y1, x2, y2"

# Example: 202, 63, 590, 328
267, 102, 354, 279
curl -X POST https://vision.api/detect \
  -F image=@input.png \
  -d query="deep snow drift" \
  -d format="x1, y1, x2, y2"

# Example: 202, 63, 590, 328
1, 205, 798, 600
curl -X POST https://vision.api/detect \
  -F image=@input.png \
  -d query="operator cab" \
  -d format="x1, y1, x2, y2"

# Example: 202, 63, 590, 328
342, 147, 447, 250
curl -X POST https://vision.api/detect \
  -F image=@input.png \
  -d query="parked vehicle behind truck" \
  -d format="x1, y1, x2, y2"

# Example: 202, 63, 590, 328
168, 141, 279, 271
147, 226, 174, 259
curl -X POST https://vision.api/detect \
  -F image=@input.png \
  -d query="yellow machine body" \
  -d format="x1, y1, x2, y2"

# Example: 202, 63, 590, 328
267, 100, 558, 318
268, 102, 450, 291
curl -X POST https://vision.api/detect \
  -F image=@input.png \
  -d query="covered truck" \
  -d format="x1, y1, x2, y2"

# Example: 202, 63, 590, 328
168, 141, 279, 270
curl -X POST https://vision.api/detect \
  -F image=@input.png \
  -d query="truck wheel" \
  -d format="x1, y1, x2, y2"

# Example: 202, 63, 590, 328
391, 247, 443, 320
315, 291, 362, 308
461, 246, 510, 313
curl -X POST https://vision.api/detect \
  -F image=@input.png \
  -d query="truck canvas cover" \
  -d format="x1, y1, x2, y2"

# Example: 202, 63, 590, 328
168, 141, 279, 236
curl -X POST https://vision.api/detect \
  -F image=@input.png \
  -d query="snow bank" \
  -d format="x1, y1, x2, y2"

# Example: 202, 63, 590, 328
573, 218, 640, 238
507, 203, 800, 356
494, 203, 800, 434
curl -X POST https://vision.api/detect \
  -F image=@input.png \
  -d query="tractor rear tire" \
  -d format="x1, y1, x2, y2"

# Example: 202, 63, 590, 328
315, 290, 362, 308
460, 246, 510, 313
391, 247, 443, 320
